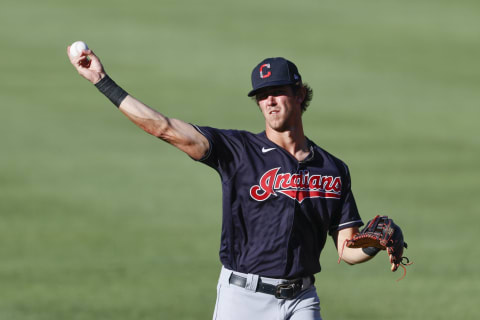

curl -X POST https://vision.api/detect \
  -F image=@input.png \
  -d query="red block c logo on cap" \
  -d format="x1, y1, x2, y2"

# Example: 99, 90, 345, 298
259, 64, 271, 79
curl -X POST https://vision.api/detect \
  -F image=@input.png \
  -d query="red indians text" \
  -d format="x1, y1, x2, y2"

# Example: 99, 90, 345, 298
250, 168, 342, 203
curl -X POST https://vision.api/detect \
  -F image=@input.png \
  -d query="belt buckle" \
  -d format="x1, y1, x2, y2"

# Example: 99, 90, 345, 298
274, 282, 298, 299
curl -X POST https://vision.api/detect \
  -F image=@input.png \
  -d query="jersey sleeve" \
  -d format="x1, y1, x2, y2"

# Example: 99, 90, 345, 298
328, 164, 363, 235
192, 125, 245, 181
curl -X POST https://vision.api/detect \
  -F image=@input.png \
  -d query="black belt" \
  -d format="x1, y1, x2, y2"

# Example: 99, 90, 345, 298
228, 273, 312, 299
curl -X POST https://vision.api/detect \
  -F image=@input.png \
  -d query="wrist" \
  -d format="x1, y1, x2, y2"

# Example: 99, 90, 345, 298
95, 75, 128, 108
362, 246, 381, 257
92, 73, 106, 85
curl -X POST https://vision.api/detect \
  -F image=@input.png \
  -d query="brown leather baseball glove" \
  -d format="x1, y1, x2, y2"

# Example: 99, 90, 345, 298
345, 215, 412, 280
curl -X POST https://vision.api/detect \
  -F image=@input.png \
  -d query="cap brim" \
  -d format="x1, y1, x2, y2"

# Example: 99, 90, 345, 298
247, 80, 296, 97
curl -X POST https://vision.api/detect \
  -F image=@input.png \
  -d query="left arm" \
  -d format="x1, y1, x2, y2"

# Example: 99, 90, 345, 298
333, 227, 374, 265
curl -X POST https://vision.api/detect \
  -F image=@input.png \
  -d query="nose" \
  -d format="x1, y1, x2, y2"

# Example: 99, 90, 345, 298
266, 95, 276, 106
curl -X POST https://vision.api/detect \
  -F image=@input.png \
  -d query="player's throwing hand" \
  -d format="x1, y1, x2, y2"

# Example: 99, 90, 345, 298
67, 45, 105, 84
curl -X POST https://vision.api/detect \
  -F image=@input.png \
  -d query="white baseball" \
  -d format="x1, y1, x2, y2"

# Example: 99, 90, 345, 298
69, 41, 89, 57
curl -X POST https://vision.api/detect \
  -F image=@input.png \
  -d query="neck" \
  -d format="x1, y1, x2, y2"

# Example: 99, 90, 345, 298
265, 126, 309, 161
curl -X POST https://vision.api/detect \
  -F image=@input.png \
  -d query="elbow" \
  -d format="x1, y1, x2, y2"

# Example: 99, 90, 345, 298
140, 119, 170, 139
151, 127, 168, 140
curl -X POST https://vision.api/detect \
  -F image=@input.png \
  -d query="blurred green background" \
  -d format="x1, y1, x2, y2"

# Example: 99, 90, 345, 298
1, 0, 479, 319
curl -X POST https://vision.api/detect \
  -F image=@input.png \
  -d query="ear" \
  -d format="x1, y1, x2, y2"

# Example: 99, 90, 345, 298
296, 86, 306, 104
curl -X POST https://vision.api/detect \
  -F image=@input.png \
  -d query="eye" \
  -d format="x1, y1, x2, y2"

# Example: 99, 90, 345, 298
256, 93, 267, 101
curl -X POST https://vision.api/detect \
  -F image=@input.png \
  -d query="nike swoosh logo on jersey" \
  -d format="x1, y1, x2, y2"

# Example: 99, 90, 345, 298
262, 147, 276, 153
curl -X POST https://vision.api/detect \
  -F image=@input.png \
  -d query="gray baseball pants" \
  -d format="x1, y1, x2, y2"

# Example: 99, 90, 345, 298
213, 266, 322, 320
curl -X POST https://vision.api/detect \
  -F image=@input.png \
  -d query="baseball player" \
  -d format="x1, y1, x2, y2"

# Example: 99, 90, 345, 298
68, 47, 403, 319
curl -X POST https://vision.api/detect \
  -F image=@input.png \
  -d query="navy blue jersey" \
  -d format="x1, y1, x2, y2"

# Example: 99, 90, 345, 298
193, 126, 363, 279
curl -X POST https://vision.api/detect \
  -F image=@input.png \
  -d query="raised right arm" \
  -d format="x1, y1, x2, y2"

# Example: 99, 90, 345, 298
67, 45, 209, 160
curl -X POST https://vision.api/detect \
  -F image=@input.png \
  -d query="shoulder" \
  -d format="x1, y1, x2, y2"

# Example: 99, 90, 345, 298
309, 139, 351, 175
193, 125, 251, 138
194, 125, 263, 145
192, 126, 264, 159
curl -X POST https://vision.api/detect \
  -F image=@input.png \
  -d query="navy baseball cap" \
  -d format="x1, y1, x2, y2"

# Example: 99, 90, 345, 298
248, 57, 302, 97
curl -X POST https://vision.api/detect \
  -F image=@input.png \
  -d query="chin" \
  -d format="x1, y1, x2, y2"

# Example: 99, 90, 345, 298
268, 121, 290, 132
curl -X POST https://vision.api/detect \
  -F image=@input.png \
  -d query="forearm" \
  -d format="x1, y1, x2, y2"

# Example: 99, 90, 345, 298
118, 95, 170, 137
94, 75, 172, 138
334, 227, 379, 265
113, 90, 208, 159
339, 246, 375, 265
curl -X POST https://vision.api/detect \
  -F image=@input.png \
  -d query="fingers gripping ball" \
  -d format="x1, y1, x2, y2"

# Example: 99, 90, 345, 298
342, 215, 412, 281
69, 41, 89, 57
69, 41, 91, 68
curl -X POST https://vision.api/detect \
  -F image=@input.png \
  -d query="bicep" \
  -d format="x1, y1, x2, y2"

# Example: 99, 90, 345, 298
163, 118, 210, 160
118, 96, 209, 159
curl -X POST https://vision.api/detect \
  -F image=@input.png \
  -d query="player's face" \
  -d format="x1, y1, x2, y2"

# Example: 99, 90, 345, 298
256, 85, 302, 132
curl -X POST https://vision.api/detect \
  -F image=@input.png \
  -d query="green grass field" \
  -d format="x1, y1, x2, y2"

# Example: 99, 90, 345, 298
1, 0, 479, 319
